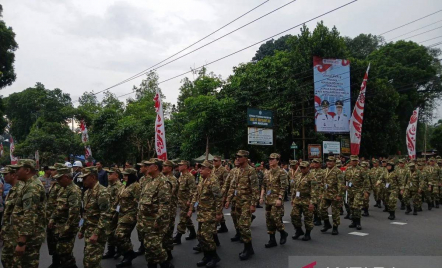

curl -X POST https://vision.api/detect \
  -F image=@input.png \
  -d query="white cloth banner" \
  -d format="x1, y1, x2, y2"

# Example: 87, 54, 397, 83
154, 89, 167, 160
406, 108, 419, 160
10, 136, 18, 165
350, 64, 370, 155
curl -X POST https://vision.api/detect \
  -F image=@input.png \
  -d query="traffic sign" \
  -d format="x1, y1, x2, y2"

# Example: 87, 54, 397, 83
290, 142, 298, 149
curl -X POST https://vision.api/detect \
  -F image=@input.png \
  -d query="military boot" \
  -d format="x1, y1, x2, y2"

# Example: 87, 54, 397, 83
159, 261, 174, 268
349, 220, 356, 228
292, 227, 304, 239
213, 234, 220, 246
388, 211, 396, 220
313, 214, 322, 226
167, 250, 173, 261
173, 233, 182, 245
428, 201, 433, 211
356, 218, 362, 230
302, 230, 311, 241
239, 242, 254, 260
185, 226, 197, 240
134, 241, 145, 256
197, 252, 211, 267
332, 226, 339, 235
405, 205, 412, 215
206, 250, 221, 268
321, 219, 332, 233
251, 214, 256, 222
436, 201, 440, 208
362, 208, 369, 217
193, 243, 202, 252
231, 229, 241, 242
400, 202, 405, 210
48, 254, 60, 268
116, 250, 136, 268
376, 200, 382, 208
265, 233, 277, 248
114, 248, 122, 259
102, 245, 116, 259
383, 205, 388, 212
217, 222, 228, 233
279, 230, 288, 245
148, 263, 157, 268
413, 206, 418, 215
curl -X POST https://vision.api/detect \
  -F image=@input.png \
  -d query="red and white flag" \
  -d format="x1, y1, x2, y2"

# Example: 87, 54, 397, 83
10, 136, 18, 165
80, 120, 93, 164
154, 89, 167, 160
406, 108, 419, 160
350, 64, 370, 155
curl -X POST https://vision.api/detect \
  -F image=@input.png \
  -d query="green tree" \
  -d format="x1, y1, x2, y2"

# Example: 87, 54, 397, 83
252, 35, 291, 61
345, 34, 384, 59
0, 4, 19, 89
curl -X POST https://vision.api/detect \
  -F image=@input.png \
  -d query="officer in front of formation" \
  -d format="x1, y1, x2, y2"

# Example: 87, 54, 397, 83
402, 162, 423, 215
344, 155, 366, 230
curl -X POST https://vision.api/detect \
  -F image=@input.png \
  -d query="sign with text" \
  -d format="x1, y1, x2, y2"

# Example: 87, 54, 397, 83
248, 127, 273, 146
308, 144, 322, 159
323, 141, 341, 155
247, 108, 273, 128
341, 137, 350, 154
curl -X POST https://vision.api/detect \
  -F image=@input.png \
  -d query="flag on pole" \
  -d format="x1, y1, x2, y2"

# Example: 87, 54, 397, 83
406, 108, 419, 160
10, 136, 18, 165
154, 89, 167, 160
80, 120, 93, 165
349, 64, 370, 155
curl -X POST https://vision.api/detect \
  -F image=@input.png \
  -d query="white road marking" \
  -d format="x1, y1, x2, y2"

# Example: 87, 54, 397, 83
391, 222, 407, 225
348, 232, 369, 236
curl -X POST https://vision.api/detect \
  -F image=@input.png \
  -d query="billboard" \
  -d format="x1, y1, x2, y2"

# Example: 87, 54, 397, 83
247, 108, 273, 128
248, 127, 273, 145
308, 144, 322, 159
323, 141, 341, 155
313, 57, 351, 133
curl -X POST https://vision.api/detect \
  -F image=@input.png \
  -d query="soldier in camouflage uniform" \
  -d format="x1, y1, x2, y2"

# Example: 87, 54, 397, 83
78, 166, 112, 268
0, 166, 24, 268
361, 161, 372, 217
310, 158, 324, 226
222, 159, 241, 242
48, 167, 82, 268
290, 161, 317, 241
344, 155, 367, 230
137, 158, 173, 268
379, 160, 389, 211
225, 150, 259, 260
396, 159, 408, 210
424, 158, 440, 209
212, 155, 229, 233
174, 160, 197, 244
135, 160, 152, 255
417, 158, 430, 211
259, 153, 288, 247
319, 156, 344, 235
402, 162, 423, 215
378, 161, 400, 220
188, 160, 223, 268
162, 160, 179, 261
370, 160, 382, 208
102, 167, 124, 259
10, 159, 46, 268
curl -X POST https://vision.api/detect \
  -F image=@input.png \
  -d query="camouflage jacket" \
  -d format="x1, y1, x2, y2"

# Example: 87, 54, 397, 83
213, 166, 229, 190
381, 170, 400, 192
262, 166, 287, 205
117, 182, 140, 224
108, 180, 123, 213
423, 165, 440, 186
404, 169, 424, 192
80, 182, 111, 236
321, 166, 344, 199
51, 182, 81, 235
139, 174, 152, 191
311, 168, 325, 196
1, 181, 24, 237
362, 168, 373, 191
395, 166, 409, 190
177, 172, 196, 206
137, 174, 171, 231
222, 167, 238, 199
290, 171, 318, 205
226, 165, 259, 206
46, 181, 62, 220
345, 165, 368, 194
190, 174, 222, 222
165, 173, 179, 210
11, 175, 46, 238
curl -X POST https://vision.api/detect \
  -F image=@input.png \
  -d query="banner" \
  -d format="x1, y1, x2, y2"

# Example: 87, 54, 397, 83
10, 136, 18, 165
247, 108, 273, 128
247, 127, 273, 145
406, 108, 419, 160
314, 57, 351, 133
154, 89, 167, 160
80, 120, 93, 164
350, 64, 370, 155
323, 141, 341, 155
308, 144, 321, 159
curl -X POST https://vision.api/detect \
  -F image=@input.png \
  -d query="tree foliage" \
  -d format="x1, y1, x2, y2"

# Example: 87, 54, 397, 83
0, 5, 19, 89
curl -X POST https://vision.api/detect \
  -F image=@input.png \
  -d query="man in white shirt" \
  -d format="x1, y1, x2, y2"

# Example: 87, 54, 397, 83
316, 100, 334, 131
333, 100, 349, 132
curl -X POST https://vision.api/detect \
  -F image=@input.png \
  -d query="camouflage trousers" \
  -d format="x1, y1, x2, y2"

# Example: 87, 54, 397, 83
378, 186, 386, 204
432, 185, 440, 202
47, 227, 58, 255
116, 222, 136, 254
177, 204, 195, 234
56, 234, 77, 268
107, 214, 119, 247
197, 221, 217, 252
403, 189, 422, 208
373, 186, 380, 202
320, 198, 341, 227
230, 201, 238, 229
1, 237, 16, 268
13, 234, 44, 268
143, 225, 167, 264
363, 191, 371, 209
385, 190, 398, 211
423, 187, 432, 204
163, 211, 176, 251
83, 229, 106, 268
291, 199, 313, 231
265, 204, 285, 234
348, 191, 363, 219
234, 201, 252, 243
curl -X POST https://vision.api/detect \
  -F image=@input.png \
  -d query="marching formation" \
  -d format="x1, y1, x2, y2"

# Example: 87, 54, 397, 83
0, 151, 441, 268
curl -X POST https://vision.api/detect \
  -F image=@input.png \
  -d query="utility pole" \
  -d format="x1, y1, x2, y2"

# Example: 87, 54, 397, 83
205, 135, 209, 160
424, 121, 427, 160
302, 101, 306, 159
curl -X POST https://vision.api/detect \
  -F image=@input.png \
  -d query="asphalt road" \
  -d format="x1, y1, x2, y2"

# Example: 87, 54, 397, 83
6, 198, 442, 268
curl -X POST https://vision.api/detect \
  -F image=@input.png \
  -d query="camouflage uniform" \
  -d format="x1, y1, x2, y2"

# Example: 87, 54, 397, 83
0, 168, 24, 268
424, 159, 440, 207
310, 159, 325, 226
403, 163, 423, 214
105, 170, 123, 255
176, 167, 197, 235
319, 162, 344, 227
381, 162, 400, 219
222, 166, 240, 240
162, 161, 179, 253
46, 163, 65, 257
395, 160, 408, 209
213, 162, 229, 230
344, 156, 368, 227
417, 159, 431, 210
136, 167, 151, 250
10, 160, 46, 268
369, 162, 382, 207
50, 168, 82, 268
361, 162, 372, 213
79, 167, 111, 268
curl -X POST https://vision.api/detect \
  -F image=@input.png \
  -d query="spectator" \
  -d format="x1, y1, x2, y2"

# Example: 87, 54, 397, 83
96, 161, 108, 187
125, 161, 133, 169
39, 166, 52, 194
72, 161, 83, 189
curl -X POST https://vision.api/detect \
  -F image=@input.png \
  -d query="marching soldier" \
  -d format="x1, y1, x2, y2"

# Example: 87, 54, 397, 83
379, 160, 389, 211
78, 166, 112, 268
310, 158, 324, 226
417, 158, 430, 211
361, 161, 372, 217
162, 160, 179, 261
402, 162, 423, 215
212, 155, 229, 233
259, 153, 288, 248
225, 150, 259, 260
396, 159, 408, 210
379, 161, 400, 220
48, 167, 82, 268
188, 160, 223, 268
424, 158, 440, 208
135, 160, 152, 256
222, 159, 241, 242
371, 160, 382, 208
344, 155, 367, 230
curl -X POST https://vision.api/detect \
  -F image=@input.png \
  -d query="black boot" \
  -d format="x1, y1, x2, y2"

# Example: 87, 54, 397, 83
217, 222, 228, 233
332, 226, 339, 235
206, 250, 221, 268
413, 206, 418, 215
340, 206, 344, 215
279, 230, 288, 245
400, 202, 405, 210
186, 226, 197, 240
405, 205, 412, 215
436, 201, 440, 208
388, 211, 396, 220
103, 245, 116, 259
292, 227, 304, 239
159, 261, 174, 268
362, 208, 369, 217
313, 214, 322, 226
167, 250, 173, 261
344, 212, 350, 219
428, 201, 433, 211
197, 252, 211, 267
239, 242, 254, 260
173, 233, 182, 245
116, 250, 136, 268
377, 200, 382, 208
48, 254, 60, 268
148, 263, 158, 268
214, 234, 220, 246
114, 248, 122, 259
356, 218, 362, 230
321, 219, 332, 233
349, 220, 356, 228
265, 233, 277, 248
251, 214, 256, 222
193, 243, 202, 252
301, 230, 311, 241
231, 229, 241, 242
383, 204, 388, 212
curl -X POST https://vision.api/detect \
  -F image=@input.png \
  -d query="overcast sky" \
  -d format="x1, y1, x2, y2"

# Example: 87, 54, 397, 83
2, 0, 442, 119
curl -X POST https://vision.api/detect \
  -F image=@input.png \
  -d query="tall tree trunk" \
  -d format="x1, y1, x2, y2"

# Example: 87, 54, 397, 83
205, 135, 209, 160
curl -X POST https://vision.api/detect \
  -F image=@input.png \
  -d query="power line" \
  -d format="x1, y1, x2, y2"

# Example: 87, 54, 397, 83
391, 25, 442, 42
419, 35, 442, 43
386, 19, 442, 41
378, 10, 442, 35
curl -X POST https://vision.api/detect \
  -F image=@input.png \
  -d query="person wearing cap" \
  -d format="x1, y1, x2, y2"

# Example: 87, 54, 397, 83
48, 167, 81, 268
77, 166, 112, 268
187, 160, 223, 268
396, 159, 409, 210
174, 160, 197, 245
376, 161, 400, 220
344, 155, 367, 230
212, 156, 229, 233
402, 162, 423, 215
319, 156, 344, 235
136, 158, 174, 268
333, 100, 349, 132
259, 153, 288, 248
290, 161, 317, 241
0, 166, 25, 268
417, 159, 431, 211
360, 161, 372, 217
135, 160, 152, 255
162, 160, 179, 261
9, 159, 46, 268
423, 157, 440, 209
310, 158, 325, 227
221, 159, 241, 242
316, 100, 334, 131
102, 167, 124, 260
255, 163, 265, 208
95, 162, 108, 187
38, 166, 52, 195
370, 159, 383, 208
114, 168, 140, 268
225, 150, 259, 260
72, 161, 84, 190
